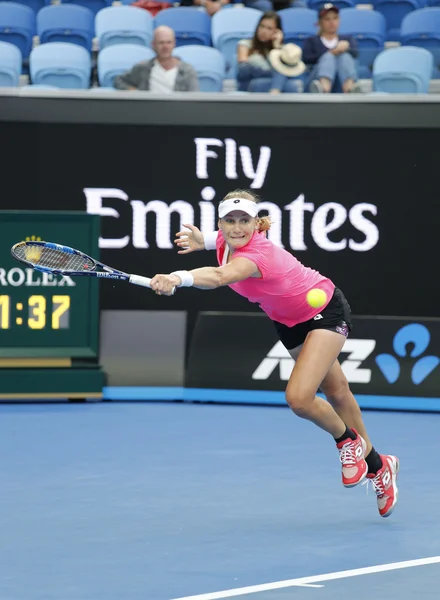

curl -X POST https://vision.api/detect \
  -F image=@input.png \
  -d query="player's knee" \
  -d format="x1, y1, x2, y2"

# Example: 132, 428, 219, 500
324, 375, 351, 404
285, 390, 315, 418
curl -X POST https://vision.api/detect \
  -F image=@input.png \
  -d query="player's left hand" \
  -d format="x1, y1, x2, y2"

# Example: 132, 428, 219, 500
150, 274, 179, 296
174, 223, 204, 254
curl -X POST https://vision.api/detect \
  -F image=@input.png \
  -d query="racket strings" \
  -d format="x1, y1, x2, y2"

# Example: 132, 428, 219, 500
15, 244, 95, 272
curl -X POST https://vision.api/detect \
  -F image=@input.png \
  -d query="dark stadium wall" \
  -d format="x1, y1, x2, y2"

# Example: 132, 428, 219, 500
0, 121, 437, 318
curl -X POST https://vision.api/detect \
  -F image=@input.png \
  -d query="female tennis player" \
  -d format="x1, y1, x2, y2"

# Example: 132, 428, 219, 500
150, 190, 399, 518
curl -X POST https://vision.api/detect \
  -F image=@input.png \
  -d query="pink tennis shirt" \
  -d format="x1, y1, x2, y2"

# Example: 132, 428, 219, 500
216, 230, 335, 327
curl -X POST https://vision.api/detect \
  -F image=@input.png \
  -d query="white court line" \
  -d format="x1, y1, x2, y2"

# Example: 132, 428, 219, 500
287, 584, 324, 588
171, 556, 440, 600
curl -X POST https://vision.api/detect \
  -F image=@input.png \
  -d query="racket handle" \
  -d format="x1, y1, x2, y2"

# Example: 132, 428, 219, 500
129, 274, 176, 295
129, 275, 152, 288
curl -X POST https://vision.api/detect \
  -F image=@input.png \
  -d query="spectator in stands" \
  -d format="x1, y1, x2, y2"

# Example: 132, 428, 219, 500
236, 11, 284, 92
303, 4, 359, 93
179, 0, 231, 17
114, 25, 199, 92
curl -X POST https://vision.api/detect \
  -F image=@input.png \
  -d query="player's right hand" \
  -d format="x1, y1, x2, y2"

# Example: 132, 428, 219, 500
174, 223, 205, 254
150, 273, 179, 296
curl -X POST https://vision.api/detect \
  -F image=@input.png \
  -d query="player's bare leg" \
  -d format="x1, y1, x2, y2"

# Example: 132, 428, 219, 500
285, 329, 368, 487
320, 360, 372, 454
285, 330, 346, 436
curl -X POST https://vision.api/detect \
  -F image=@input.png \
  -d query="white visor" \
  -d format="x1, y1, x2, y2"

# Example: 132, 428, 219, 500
218, 198, 259, 219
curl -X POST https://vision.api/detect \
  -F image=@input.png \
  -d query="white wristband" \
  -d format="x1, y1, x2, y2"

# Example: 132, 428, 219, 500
203, 231, 218, 251
171, 270, 194, 287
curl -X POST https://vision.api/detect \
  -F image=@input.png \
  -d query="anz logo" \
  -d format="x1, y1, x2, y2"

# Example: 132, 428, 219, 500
253, 323, 439, 386
376, 324, 440, 385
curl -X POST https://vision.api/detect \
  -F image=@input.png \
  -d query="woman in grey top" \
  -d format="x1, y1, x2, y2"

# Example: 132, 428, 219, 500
236, 11, 303, 93
236, 11, 283, 92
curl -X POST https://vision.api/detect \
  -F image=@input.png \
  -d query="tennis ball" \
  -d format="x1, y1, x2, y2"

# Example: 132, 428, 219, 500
306, 288, 327, 309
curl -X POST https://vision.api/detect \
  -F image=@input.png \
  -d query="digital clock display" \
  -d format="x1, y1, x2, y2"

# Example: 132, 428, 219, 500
0, 211, 100, 358
0, 295, 71, 329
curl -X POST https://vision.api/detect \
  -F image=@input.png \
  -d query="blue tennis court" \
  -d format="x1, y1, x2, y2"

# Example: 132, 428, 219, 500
0, 402, 438, 600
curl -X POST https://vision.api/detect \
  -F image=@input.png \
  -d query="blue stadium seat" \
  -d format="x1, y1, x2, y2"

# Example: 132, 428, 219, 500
372, 0, 422, 40
154, 8, 211, 47
96, 6, 153, 49
339, 8, 386, 78
174, 45, 225, 91
278, 8, 317, 47
373, 46, 433, 92
211, 7, 262, 77
61, 0, 107, 16
98, 43, 154, 87
401, 8, 440, 77
307, 0, 355, 10
0, 39, 21, 85
0, 2, 35, 60
8, 0, 45, 13
30, 41, 91, 88
37, 5, 94, 52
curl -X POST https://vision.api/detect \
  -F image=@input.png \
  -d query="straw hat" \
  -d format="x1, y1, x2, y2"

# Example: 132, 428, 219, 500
269, 43, 306, 78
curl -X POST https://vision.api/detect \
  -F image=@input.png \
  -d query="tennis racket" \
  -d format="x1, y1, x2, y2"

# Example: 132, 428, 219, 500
11, 241, 175, 294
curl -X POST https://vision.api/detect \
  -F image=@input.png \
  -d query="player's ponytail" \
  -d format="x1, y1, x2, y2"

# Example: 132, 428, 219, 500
256, 216, 271, 232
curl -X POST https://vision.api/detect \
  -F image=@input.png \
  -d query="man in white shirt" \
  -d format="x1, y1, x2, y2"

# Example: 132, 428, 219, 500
114, 26, 199, 92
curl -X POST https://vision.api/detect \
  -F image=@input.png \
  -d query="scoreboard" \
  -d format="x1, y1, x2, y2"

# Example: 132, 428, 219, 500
0, 211, 104, 400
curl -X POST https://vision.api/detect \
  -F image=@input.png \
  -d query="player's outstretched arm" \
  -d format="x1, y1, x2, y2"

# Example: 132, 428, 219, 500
191, 258, 258, 289
150, 258, 259, 295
